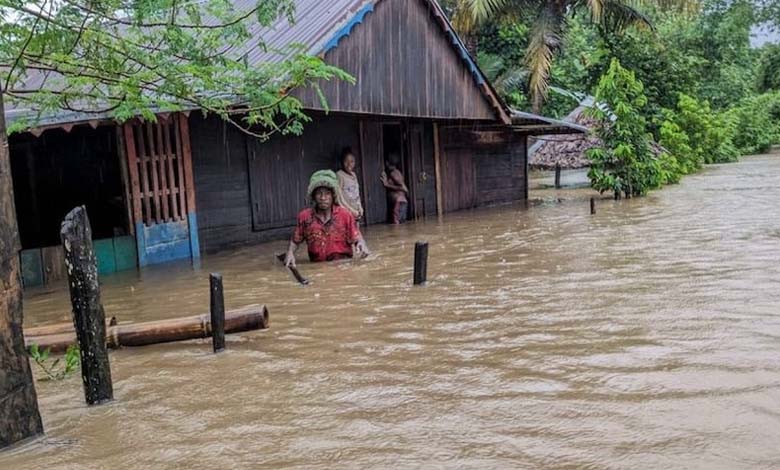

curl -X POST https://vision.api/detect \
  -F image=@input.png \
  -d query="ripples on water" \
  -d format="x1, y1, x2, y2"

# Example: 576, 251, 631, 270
3, 155, 780, 469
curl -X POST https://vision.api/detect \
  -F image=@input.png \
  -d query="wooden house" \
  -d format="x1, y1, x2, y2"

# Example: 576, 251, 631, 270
6, 0, 583, 287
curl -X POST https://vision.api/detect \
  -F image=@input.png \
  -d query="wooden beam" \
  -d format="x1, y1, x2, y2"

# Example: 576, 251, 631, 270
145, 122, 162, 224
116, 126, 135, 236
122, 123, 144, 226
25, 305, 269, 352
177, 113, 197, 214
433, 122, 443, 216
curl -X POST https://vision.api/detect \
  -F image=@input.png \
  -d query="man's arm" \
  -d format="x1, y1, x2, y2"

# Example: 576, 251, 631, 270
353, 234, 371, 258
284, 239, 300, 267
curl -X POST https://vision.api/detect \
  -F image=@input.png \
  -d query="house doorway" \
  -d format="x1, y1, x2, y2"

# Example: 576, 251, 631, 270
381, 123, 406, 222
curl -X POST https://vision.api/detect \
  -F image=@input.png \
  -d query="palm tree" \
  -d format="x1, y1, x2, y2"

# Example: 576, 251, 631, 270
453, 0, 700, 112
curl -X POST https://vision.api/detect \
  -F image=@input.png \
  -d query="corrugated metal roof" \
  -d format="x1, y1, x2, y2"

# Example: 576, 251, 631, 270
4, 0, 557, 132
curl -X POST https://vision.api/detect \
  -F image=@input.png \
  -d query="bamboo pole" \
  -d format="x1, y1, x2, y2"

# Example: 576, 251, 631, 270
24, 305, 269, 353
25, 317, 116, 337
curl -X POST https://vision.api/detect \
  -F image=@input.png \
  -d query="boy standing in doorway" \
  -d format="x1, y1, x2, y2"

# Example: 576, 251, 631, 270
380, 154, 409, 224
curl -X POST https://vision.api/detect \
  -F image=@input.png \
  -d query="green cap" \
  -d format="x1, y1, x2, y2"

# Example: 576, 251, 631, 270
307, 170, 340, 204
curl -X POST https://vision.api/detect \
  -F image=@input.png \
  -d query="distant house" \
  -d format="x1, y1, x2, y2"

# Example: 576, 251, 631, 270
528, 105, 598, 187
6, 0, 583, 287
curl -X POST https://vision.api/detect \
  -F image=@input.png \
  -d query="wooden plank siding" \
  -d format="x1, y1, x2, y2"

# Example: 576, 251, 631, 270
439, 126, 527, 213
294, 0, 496, 121
190, 113, 363, 252
189, 111, 446, 252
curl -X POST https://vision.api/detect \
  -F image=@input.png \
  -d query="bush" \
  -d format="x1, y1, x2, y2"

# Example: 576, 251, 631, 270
587, 59, 662, 198
658, 119, 701, 174
725, 92, 780, 155
670, 94, 739, 164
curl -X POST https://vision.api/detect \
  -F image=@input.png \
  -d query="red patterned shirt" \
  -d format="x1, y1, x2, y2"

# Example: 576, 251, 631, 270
293, 205, 362, 262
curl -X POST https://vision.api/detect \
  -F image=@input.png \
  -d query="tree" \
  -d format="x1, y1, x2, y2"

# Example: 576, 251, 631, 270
0, 0, 350, 448
758, 44, 780, 92
587, 58, 659, 199
452, 0, 699, 111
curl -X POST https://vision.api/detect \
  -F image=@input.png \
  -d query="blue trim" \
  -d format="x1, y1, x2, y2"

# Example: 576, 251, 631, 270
135, 220, 195, 267
188, 212, 201, 260
445, 29, 485, 85
321, 4, 375, 54
135, 222, 148, 267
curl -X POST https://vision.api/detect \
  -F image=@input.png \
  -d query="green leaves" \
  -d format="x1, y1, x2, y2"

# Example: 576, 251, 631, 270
587, 58, 659, 198
28, 343, 80, 381
0, 0, 350, 139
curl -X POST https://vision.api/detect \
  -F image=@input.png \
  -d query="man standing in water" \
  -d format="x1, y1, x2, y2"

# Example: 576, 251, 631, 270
284, 170, 370, 267
380, 155, 409, 224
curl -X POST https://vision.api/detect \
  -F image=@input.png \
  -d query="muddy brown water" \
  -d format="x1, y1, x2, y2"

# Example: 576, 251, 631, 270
3, 155, 780, 469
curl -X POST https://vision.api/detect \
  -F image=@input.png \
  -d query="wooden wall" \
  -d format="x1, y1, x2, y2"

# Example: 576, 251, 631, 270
190, 113, 366, 252
190, 112, 441, 252
191, 113, 529, 253
438, 127, 527, 213
295, 0, 496, 121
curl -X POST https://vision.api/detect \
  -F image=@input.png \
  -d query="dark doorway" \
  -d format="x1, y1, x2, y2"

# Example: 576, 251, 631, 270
9, 126, 129, 249
381, 123, 408, 222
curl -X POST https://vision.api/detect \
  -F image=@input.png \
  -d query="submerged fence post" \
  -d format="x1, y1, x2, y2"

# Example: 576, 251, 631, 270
554, 165, 562, 189
590, 197, 596, 215
209, 273, 225, 353
413, 241, 429, 286
60, 206, 113, 405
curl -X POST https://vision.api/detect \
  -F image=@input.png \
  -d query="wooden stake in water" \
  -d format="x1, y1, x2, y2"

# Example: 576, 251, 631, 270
209, 273, 225, 353
590, 197, 596, 215
413, 241, 429, 285
60, 206, 113, 405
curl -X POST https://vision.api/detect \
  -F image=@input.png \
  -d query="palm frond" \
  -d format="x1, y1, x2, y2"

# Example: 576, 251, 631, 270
465, 0, 512, 22
588, 0, 606, 22
452, 0, 512, 31
525, 3, 566, 112
601, 0, 654, 32
476, 52, 505, 82
635, 0, 701, 16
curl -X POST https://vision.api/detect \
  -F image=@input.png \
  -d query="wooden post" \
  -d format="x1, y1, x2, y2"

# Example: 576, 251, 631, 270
60, 206, 113, 405
413, 241, 429, 285
209, 273, 225, 353
0, 89, 44, 448
433, 123, 444, 217
590, 197, 596, 215
554, 165, 562, 189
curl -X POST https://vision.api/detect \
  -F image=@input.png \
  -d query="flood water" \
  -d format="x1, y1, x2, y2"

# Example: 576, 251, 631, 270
3, 154, 780, 469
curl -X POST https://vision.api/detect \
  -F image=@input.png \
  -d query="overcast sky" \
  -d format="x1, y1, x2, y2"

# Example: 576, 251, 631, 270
751, 25, 780, 47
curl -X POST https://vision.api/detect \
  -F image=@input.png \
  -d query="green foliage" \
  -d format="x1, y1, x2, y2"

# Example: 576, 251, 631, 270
757, 44, 780, 92
658, 119, 702, 174
668, 94, 739, 163
587, 59, 661, 199
725, 92, 780, 154
0, 0, 353, 139
28, 344, 80, 381
454, 0, 699, 110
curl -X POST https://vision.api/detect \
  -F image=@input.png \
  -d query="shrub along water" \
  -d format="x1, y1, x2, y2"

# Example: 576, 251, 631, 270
586, 59, 662, 199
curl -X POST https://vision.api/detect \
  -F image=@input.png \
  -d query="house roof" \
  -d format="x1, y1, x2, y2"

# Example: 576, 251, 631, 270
5, 0, 578, 136
7, 0, 508, 129
528, 106, 599, 169
529, 105, 667, 170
